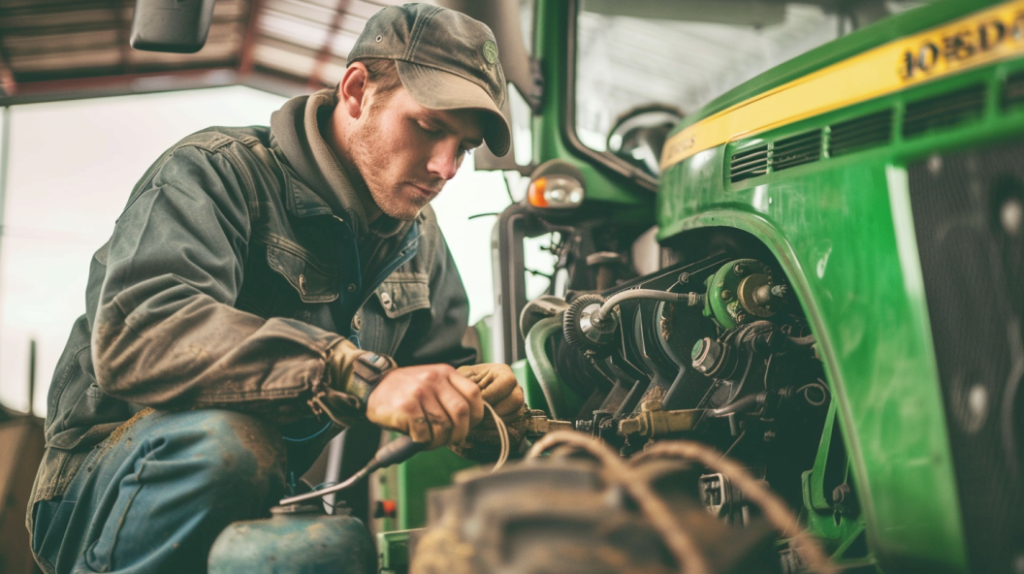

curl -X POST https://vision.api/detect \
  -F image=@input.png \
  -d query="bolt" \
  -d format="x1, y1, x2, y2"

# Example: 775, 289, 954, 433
678, 272, 691, 284
1001, 197, 1023, 237
721, 289, 733, 300
771, 284, 789, 298
733, 263, 747, 276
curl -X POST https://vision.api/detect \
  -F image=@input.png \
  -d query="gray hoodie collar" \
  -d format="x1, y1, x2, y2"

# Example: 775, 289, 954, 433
270, 89, 406, 239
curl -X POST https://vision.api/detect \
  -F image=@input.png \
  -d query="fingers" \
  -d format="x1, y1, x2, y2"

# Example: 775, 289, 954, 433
433, 383, 472, 446
407, 407, 434, 445
459, 363, 519, 406
491, 384, 525, 417
418, 391, 455, 449
365, 364, 482, 449
446, 370, 485, 429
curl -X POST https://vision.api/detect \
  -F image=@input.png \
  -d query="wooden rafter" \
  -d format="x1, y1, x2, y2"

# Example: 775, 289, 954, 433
239, 0, 265, 75
307, 0, 350, 90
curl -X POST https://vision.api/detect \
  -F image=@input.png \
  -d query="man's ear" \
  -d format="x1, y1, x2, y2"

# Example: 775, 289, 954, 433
338, 63, 369, 119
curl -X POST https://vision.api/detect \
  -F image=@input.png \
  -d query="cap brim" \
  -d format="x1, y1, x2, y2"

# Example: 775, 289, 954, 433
396, 60, 511, 157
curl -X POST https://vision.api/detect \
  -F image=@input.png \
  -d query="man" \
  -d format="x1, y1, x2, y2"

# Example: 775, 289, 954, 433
27, 4, 524, 573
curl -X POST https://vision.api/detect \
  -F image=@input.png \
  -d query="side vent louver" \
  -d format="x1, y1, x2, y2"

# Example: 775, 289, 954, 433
829, 110, 892, 157
904, 85, 986, 137
1002, 71, 1024, 108
730, 144, 769, 182
772, 130, 821, 172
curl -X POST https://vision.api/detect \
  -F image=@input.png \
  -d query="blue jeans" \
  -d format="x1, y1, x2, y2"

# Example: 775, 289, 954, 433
30, 409, 290, 574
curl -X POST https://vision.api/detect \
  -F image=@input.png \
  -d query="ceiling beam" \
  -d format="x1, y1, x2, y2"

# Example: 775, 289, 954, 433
0, 67, 239, 105
307, 0, 349, 90
113, 0, 132, 74
0, 32, 15, 96
238, 0, 265, 75
1, 14, 238, 38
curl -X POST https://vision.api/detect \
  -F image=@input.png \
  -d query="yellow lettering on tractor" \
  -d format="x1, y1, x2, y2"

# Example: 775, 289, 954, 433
660, 0, 1024, 172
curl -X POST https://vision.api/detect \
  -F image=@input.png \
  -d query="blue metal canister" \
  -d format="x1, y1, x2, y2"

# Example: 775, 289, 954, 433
208, 504, 376, 574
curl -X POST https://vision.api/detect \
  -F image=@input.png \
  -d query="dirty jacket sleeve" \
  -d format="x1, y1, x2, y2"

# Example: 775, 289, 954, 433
92, 143, 347, 415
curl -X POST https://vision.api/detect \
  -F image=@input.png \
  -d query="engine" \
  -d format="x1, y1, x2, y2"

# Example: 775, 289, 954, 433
519, 253, 831, 525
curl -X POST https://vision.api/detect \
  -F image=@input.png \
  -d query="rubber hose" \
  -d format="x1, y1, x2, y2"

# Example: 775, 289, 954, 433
594, 289, 702, 324
525, 316, 568, 420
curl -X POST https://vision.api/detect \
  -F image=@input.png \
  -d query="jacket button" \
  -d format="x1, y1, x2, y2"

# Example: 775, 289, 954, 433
298, 274, 307, 294
347, 283, 357, 292
380, 292, 393, 308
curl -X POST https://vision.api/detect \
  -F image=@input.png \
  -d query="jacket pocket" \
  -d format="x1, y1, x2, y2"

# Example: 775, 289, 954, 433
264, 239, 339, 304
374, 272, 430, 319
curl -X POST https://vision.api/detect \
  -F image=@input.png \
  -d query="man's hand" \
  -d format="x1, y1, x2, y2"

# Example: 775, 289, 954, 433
456, 364, 525, 423
365, 364, 485, 449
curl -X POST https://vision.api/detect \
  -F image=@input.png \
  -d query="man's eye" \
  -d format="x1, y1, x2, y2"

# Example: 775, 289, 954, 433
418, 123, 443, 136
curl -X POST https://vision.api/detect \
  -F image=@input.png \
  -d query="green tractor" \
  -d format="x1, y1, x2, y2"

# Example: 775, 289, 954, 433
374, 1, 1024, 573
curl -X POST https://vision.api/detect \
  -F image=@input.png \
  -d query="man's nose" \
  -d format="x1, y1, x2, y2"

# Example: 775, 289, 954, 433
426, 142, 460, 181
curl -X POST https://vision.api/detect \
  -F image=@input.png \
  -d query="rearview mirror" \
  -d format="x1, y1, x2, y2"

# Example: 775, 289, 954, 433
130, 0, 216, 53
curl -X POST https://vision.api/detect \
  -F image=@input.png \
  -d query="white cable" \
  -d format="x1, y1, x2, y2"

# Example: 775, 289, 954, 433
484, 402, 510, 471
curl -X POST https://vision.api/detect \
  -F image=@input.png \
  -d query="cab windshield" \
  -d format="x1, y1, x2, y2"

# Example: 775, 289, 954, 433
574, 0, 932, 176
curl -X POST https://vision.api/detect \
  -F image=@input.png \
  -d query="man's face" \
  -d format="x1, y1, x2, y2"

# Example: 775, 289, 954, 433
346, 86, 485, 220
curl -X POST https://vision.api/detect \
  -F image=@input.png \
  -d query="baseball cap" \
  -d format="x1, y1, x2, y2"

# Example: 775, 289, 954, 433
347, 4, 511, 157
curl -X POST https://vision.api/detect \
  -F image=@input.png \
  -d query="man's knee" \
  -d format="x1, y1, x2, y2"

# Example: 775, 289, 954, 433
182, 410, 288, 498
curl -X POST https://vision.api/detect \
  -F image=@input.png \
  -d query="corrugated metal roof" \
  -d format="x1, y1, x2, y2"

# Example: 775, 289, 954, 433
0, 0, 429, 104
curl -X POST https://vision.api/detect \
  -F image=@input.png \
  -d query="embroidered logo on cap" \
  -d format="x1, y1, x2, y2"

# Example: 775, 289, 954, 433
482, 40, 498, 65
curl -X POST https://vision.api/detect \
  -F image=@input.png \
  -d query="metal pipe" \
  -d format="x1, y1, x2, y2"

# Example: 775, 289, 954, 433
524, 315, 567, 419
593, 289, 703, 325
709, 391, 768, 417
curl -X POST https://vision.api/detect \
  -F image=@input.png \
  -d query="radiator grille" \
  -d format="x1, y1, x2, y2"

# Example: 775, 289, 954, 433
907, 144, 1024, 574
730, 144, 769, 182
828, 110, 892, 157
903, 85, 986, 137
772, 130, 821, 172
1002, 71, 1024, 109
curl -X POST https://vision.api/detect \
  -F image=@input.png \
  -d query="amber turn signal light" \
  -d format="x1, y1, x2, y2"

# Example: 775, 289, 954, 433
527, 175, 585, 209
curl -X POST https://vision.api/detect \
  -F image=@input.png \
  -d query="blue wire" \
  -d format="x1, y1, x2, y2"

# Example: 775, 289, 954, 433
281, 420, 333, 443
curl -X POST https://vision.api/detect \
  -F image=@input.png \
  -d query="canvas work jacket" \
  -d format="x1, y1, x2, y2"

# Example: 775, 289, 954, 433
31, 90, 476, 505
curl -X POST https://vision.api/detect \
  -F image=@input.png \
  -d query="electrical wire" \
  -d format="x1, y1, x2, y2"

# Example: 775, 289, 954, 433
527, 432, 838, 574
280, 402, 511, 507
796, 382, 829, 407
484, 401, 510, 471
631, 441, 836, 574
527, 432, 711, 574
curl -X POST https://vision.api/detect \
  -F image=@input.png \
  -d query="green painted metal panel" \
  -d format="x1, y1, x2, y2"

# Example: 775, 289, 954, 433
395, 447, 475, 530
377, 529, 413, 573
652, 58, 1024, 573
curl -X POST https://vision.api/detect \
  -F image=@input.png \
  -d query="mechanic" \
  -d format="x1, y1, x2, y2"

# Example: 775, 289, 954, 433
26, 5, 524, 573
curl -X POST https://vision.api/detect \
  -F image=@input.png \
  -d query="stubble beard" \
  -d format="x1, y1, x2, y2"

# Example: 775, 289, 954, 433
348, 107, 432, 221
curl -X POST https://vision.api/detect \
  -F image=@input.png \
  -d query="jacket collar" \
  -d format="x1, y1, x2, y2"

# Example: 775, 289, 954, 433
269, 89, 408, 240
